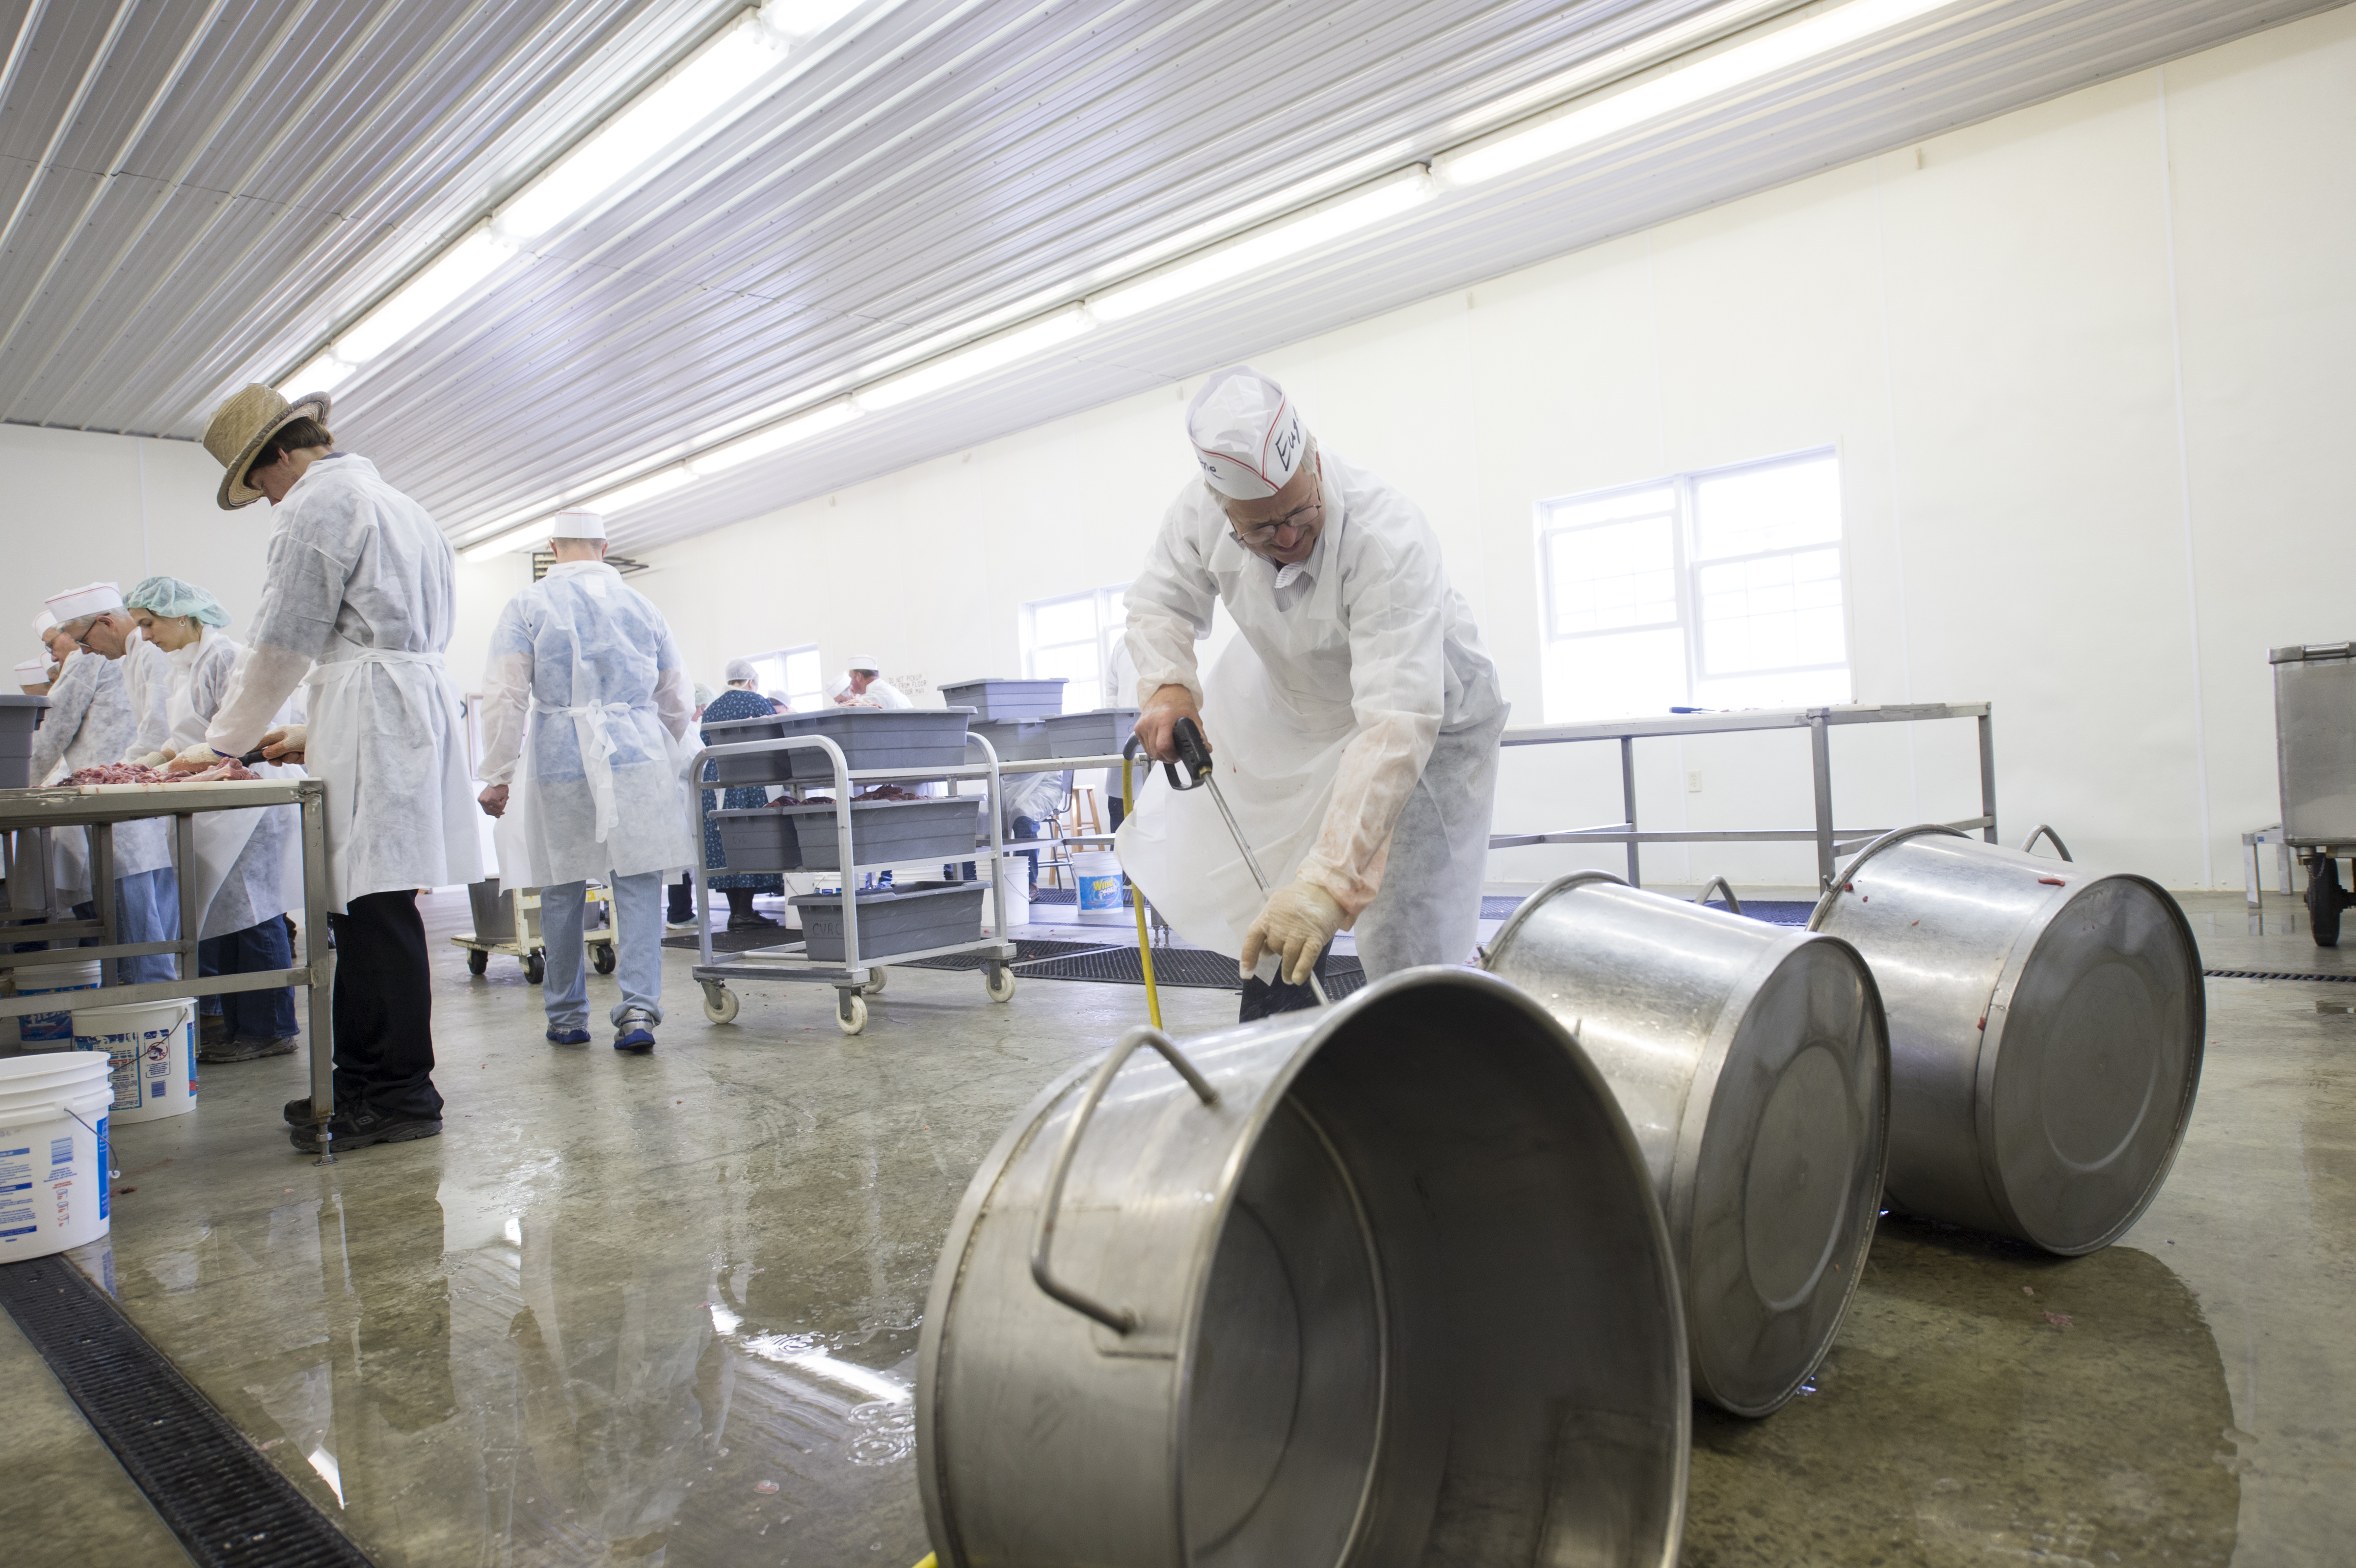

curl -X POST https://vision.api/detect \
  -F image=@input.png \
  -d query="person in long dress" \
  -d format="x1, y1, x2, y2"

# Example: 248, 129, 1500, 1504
170, 385, 481, 1154
475, 511, 696, 1053
698, 661, 786, 930
125, 575, 300, 1062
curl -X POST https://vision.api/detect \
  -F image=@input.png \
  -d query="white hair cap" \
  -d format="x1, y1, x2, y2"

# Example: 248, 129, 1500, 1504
846, 655, 881, 674
32, 610, 55, 637
549, 508, 606, 540
724, 658, 758, 683
15, 656, 49, 679
45, 583, 123, 623
1186, 366, 1308, 500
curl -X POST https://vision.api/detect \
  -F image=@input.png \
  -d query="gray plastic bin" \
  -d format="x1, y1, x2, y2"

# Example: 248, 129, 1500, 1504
969, 718, 1053, 762
774, 797, 981, 870
1044, 708, 1140, 759
466, 879, 514, 943
702, 708, 974, 785
710, 809, 803, 872
792, 880, 988, 961
0, 694, 48, 790
939, 678, 1066, 721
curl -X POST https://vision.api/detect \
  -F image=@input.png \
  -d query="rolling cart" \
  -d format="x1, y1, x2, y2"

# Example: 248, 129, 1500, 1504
450, 879, 615, 983
687, 726, 1019, 1036
2270, 642, 2356, 945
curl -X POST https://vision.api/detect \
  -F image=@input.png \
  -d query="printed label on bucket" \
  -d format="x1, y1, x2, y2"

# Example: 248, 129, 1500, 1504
1076, 873, 1124, 910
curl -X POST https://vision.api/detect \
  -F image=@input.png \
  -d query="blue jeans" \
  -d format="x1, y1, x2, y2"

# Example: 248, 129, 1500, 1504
75, 868, 179, 985
540, 873, 664, 1031
1012, 816, 1044, 888
199, 917, 298, 1042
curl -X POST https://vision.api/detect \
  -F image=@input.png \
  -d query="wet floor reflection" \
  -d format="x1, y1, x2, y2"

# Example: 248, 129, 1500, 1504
1686, 1216, 2239, 1566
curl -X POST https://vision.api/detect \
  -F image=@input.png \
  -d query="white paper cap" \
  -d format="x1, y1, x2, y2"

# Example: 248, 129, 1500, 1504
847, 654, 881, 673
15, 656, 49, 678
31, 610, 55, 637
45, 582, 123, 623
1186, 366, 1308, 500
549, 508, 606, 540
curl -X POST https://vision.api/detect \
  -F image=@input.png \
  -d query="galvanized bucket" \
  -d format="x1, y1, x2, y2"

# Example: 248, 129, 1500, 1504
1483, 873, 1890, 1416
1810, 826, 2204, 1254
917, 967, 1689, 1568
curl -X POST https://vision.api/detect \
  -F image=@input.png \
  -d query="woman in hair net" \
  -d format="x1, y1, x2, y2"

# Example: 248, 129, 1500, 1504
697, 659, 786, 930
1118, 366, 1508, 1021
124, 576, 302, 1062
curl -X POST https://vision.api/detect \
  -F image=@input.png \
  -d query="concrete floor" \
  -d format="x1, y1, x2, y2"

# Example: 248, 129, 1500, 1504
2, 887, 2350, 1566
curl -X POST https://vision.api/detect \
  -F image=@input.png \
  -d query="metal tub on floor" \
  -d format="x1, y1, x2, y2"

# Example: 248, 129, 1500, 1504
918, 967, 1689, 1568
1483, 872, 1889, 1416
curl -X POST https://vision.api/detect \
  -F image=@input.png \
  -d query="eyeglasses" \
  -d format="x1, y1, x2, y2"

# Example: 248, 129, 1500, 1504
1230, 499, 1324, 547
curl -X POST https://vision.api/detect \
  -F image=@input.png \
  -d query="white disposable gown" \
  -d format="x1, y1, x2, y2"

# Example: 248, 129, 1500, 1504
1116, 450, 1508, 979
26, 648, 173, 899
476, 561, 696, 886
121, 635, 173, 758
204, 452, 482, 911
167, 629, 299, 938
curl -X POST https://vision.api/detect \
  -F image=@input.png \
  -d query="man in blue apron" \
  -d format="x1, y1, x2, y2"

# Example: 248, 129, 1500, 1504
474, 510, 696, 1054
171, 385, 482, 1152
1117, 367, 1509, 1021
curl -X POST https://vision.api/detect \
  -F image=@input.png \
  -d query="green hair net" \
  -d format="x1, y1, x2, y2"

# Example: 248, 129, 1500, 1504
125, 575, 230, 627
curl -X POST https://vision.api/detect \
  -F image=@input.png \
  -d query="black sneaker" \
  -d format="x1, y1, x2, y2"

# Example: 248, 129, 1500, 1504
283, 1095, 314, 1126
726, 912, 780, 931
287, 1105, 442, 1152
199, 1035, 297, 1064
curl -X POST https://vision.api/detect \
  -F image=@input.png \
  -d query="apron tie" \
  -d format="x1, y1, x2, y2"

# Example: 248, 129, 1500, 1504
531, 697, 638, 845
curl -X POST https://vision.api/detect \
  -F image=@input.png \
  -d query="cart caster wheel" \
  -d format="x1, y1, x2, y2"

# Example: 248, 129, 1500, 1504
862, 966, 887, 995
702, 985, 739, 1025
593, 944, 616, 975
2308, 855, 2344, 947
524, 952, 545, 984
986, 965, 1015, 1003
467, 948, 488, 977
837, 992, 868, 1035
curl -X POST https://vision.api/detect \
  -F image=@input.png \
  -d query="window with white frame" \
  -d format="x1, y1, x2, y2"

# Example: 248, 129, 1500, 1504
1538, 450, 1849, 723
738, 644, 824, 712
1021, 585, 1128, 713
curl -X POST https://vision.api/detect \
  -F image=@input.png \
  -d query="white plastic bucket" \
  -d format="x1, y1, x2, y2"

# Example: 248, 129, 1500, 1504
980, 855, 1030, 932
0, 1053, 112, 1261
1073, 850, 1127, 926
8, 957, 102, 1047
72, 999, 197, 1125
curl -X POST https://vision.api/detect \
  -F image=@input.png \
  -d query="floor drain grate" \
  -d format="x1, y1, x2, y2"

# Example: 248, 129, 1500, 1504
2203, 968, 2356, 982
0, 1254, 373, 1568
902, 938, 1368, 994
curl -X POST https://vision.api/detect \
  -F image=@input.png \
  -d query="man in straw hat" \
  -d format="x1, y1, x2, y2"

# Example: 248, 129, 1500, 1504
475, 509, 696, 1055
169, 384, 482, 1153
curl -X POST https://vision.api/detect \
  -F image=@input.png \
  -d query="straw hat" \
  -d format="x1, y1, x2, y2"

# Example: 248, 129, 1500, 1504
204, 384, 332, 510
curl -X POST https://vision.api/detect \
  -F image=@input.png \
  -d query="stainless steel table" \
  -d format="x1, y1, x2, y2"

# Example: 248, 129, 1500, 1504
1490, 701, 1998, 891
0, 778, 340, 1158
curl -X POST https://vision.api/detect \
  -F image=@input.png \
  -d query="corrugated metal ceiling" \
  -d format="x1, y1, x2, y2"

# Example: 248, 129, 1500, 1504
0, 0, 2335, 555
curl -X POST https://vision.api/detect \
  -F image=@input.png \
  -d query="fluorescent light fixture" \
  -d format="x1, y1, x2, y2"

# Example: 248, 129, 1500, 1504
856, 305, 1094, 410
334, 227, 514, 365
461, 513, 559, 564
494, 11, 788, 242
765, 0, 863, 42
1437, 0, 1957, 186
688, 398, 862, 475
1091, 170, 1434, 323
1442, 0, 1793, 144
277, 351, 353, 399
593, 465, 697, 512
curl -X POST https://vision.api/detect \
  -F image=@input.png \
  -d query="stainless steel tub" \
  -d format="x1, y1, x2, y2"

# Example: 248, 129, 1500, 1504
1810, 826, 2204, 1254
1483, 873, 1890, 1416
917, 967, 1689, 1568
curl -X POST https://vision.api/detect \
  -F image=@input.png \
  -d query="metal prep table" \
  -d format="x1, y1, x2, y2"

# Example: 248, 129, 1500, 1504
0, 778, 342, 1157
685, 731, 1126, 1036
1489, 701, 1999, 891
2268, 642, 2356, 944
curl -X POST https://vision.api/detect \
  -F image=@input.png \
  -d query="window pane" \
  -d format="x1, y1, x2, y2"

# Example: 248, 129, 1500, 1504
1698, 547, 1846, 675
1692, 666, 1852, 711
1548, 516, 1677, 635
1694, 455, 1840, 558
784, 648, 820, 693
1547, 485, 1674, 531
1033, 642, 1099, 688
1541, 626, 1687, 723
1031, 596, 1097, 647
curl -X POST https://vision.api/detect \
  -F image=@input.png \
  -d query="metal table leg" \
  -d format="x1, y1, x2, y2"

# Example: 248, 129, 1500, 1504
1977, 711, 1999, 844
1811, 714, 1836, 891
1620, 735, 1640, 889
301, 786, 337, 1164
174, 813, 198, 982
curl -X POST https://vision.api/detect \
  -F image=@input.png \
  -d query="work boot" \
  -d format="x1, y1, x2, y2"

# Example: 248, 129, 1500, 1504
287, 1104, 441, 1152
199, 1035, 297, 1064
200, 1013, 231, 1051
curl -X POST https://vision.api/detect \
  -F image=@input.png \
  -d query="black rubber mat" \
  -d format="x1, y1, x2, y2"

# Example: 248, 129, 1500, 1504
2204, 968, 2356, 982
901, 937, 1367, 996
0, 1254, 374, 1568
661, 928, 806, 955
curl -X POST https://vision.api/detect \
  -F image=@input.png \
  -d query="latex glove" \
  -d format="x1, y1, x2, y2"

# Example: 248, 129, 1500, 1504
133, 749, 176, 769
165, 744, 225, 775
259, 724, 306, 765
1134, 683, 1205, 764
1239, 879, 1344, 987
478, 783, 510, 819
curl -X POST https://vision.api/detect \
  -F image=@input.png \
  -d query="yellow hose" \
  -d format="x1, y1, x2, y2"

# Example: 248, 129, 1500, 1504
1125, 754, 1162, 1029
913, 1556, 937, 1568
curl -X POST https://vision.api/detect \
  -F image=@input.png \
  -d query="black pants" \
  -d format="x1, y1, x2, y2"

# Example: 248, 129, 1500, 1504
327, 891, 441, 1119
1238, 946, 1330, 1023
667, 871, 693, 923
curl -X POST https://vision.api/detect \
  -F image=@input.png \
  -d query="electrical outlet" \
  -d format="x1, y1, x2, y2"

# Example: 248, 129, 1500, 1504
1687, 770, 1703, 794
